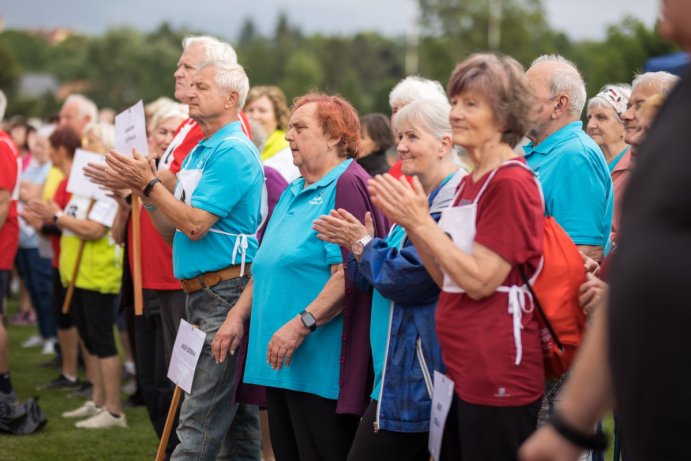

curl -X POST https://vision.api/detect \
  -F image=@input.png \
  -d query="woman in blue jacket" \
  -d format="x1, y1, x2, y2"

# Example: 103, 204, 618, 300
314, 98, 466, 460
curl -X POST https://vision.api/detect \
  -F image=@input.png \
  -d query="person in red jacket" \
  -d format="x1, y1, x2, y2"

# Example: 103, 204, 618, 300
0, 90, 21, 403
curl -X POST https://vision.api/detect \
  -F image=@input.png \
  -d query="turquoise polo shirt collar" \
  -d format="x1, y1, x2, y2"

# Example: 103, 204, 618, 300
524, 121, 583, 156
197, 120, 243, 149
289, 158, 353, 196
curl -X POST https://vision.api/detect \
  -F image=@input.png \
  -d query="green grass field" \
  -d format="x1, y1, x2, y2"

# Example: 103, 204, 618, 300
0, 296, 618, 460
0, 298, 159, 461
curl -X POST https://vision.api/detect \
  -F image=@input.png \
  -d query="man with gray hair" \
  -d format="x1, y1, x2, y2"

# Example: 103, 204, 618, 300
100, 57, 264, 460
621, 71, 679, 148
59, 93, 98, 137
523, 57, 614, 447
524, 55, 613, 264
0, 89, 20, 403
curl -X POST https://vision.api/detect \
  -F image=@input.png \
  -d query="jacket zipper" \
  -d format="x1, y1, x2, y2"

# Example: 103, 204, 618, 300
416, 337, 434, 399
374, 299, 395, 433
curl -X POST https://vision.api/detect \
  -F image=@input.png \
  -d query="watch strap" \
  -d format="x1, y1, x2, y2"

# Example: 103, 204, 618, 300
549, 409, 608, 451
143, 177, 161, 197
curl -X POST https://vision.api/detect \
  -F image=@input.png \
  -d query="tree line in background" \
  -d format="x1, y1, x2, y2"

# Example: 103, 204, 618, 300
0, 0, 679, 120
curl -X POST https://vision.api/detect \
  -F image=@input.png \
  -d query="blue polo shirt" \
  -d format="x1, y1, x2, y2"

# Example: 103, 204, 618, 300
244, 159, 352, 400
172, 121, 264, 279
523, 121, 613, 247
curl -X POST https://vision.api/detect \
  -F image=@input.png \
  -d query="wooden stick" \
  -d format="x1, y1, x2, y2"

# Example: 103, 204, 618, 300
61, 198, 96, 314
156, 384, 182, 461
131, 195, 143, 316
156, 322, 199, 461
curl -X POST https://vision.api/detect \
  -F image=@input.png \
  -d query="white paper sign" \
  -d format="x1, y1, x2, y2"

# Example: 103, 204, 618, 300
114, 100, 148, 158
67, 149, 111, 201
167, 319, 206, 394
428, 371, 455, 461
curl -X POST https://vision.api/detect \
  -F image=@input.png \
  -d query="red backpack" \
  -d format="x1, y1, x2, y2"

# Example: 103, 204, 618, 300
504, 161, 587, 379
521, 217, 587, 379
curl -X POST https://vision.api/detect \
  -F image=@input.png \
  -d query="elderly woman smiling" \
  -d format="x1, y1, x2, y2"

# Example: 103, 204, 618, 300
369, 53, 545, 460
586, 84, 631, 244
212, 93, 387, 461
314, 98, 465, 461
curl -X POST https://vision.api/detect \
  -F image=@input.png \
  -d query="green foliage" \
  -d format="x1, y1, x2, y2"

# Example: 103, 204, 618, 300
0, 8, 681, 120
0, 44, 20, 93
572, 16, 680, 98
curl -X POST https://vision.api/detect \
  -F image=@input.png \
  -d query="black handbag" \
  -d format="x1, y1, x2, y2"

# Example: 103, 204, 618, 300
0, 397, 48, 435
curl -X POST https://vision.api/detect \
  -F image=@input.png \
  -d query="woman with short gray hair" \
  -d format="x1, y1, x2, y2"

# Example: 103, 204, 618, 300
314, 98, 464, 461
586, 84, 631, 244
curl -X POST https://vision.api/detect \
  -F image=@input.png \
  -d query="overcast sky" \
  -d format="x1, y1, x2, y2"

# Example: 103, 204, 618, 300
2, 0, 659, 42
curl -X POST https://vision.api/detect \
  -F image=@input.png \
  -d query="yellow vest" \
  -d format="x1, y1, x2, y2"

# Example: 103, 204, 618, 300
261, 130, 289, 162
58, 195, 122, 294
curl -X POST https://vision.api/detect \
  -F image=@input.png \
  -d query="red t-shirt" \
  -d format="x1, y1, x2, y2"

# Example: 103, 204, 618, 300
0, 131, 19, 270
436, 161, 545, 406
127, 206, 180, 290
387, 160, 413, 184
51, 178, 72, 268
164, 112, 253, 175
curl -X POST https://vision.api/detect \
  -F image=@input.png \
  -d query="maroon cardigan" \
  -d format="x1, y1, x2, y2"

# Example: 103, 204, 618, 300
333, 160, 389, 415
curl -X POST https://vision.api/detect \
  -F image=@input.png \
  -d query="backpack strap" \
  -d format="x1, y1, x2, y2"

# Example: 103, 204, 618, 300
518, 265, 565, 352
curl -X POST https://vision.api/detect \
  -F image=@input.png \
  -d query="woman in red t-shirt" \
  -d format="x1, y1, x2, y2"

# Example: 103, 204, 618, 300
369, 53, 545, 460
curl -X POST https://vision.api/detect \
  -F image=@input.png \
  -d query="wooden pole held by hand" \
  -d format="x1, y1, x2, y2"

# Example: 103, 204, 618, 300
131, 195, 143, 316
61, 198, 96, 314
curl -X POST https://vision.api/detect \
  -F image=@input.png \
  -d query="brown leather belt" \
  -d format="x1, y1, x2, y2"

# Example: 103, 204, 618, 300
179, 264, 251, 294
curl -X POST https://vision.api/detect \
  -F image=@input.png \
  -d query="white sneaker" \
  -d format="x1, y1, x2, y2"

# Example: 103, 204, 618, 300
62, 400, 102, 418
41, 338, 57, 355
75, 410, 128, 429
21, 335, 43, 348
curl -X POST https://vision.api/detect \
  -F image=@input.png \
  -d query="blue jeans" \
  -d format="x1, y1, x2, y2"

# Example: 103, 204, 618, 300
15, 247, 56, 338
172, 276, 261, 461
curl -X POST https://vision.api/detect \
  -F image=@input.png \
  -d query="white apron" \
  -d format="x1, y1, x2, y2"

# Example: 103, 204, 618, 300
174, 136, 268, 276
437, 161, 543, 366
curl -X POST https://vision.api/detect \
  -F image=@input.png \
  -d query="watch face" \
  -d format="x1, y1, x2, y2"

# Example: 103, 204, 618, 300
301, 311, 317, 330
351, 242, 364, 256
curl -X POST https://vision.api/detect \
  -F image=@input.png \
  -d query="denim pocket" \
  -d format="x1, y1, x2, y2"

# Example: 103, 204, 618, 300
186, 276, 250, 336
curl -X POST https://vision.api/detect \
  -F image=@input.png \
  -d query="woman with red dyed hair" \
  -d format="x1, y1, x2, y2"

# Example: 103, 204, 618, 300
213, 93, 388, 460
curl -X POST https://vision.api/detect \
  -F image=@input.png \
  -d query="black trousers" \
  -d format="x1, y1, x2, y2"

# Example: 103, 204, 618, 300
441, 394, 541, 461
266, 387, 359, 461
347, 400, 429, 461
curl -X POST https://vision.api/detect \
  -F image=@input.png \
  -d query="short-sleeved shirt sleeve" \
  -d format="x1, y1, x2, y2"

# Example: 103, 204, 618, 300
473, 168, 544, 272
190, 142, 258, 218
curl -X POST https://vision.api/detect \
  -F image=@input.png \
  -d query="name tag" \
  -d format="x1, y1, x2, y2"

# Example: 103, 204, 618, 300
428, 371, 455, 460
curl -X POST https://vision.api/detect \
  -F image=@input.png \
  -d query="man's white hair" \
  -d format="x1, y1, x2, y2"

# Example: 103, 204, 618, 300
389, 76, 448, 109
64, 94, 98, 123
632, 71, 679, 94
531, 54, 587, 117
182, 35, 238, 66
200, 61, 250, 108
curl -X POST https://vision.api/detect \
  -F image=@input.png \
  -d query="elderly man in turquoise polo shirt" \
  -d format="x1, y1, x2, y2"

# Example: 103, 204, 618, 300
524, 55, 613, 264
104, 59, 264, 460
523, 56, 613, 448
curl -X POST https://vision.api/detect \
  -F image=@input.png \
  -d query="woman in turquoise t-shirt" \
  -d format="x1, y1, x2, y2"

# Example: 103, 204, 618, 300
213, 93, 382, 461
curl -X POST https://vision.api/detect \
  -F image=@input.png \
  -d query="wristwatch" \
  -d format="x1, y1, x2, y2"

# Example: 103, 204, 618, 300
143, 177, 162, 197
299, 310, 317, 332
52, 211, 64, 223
350, 235, 373, 257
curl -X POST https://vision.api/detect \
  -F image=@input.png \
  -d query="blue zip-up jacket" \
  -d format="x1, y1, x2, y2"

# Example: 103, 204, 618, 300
346, 170, 464, 432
